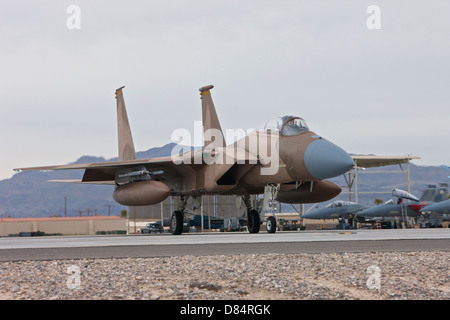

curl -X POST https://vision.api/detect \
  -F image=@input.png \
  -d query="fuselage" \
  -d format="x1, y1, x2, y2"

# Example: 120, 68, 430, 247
169, 126, 354, 199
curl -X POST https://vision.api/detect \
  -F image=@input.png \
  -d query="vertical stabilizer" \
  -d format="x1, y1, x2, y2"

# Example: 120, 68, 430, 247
199, 85, 226, 149
434, 183, 448, 202
116, 86, 136, 161
419, 185, 436, 202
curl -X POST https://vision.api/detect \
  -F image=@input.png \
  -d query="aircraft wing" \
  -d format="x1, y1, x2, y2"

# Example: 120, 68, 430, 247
47, 179, 116, 185
14, 148, 261, 186
14, 156, 187, 184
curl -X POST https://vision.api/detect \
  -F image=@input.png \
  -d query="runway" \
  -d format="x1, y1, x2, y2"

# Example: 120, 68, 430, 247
0, 229, 449, 261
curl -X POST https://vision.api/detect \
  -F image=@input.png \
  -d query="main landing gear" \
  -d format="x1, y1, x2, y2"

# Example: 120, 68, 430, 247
242, 195, 263, 234
170, 210, 184, 235
170, 187, 280, 235
170, 195, 187, 235
247, 209, 260, 233
242, 184, 280, 234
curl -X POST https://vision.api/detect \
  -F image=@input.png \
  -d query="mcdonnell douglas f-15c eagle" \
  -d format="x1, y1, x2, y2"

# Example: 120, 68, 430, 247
14, 85, 354, 234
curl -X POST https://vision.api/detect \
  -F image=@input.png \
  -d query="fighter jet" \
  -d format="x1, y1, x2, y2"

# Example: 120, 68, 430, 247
301, 200, 369, 220
419, 186, 450, 227
358, 184, 448, 219
14, 85, 354, 234
420, 198, 450, 214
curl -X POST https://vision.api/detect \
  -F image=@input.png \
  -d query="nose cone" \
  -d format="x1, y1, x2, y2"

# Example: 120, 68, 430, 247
301, 209, 326, 220
304, 139, 354, 180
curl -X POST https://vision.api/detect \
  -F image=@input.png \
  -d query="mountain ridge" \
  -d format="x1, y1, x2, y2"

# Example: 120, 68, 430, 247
1, 143, 448, 217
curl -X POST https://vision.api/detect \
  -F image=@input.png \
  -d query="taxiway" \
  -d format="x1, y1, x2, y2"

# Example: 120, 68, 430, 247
0, 229, 449, 261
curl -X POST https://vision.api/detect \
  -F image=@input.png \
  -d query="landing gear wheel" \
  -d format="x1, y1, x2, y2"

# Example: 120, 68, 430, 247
266, 216, 277, 233
171, 210, 184, 235
247, 209, 260, 234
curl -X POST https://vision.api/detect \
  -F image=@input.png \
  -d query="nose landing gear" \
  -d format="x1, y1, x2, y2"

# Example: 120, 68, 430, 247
243, 183, 280, 234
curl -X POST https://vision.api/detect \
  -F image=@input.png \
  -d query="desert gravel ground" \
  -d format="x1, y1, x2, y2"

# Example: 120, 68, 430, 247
0, 251, 448, 300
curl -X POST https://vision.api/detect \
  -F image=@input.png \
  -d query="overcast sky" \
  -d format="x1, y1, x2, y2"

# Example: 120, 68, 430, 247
1, 1, 449, 180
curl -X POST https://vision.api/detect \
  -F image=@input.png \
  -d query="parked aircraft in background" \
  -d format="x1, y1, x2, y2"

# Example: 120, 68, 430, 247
420, 198, 450, 214
358, 183, 448, 220
419, 190, 450, 227
301, 201, 369, 220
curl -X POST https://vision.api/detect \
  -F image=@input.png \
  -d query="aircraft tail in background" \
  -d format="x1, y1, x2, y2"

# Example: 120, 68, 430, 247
419, 185, 436, 202
434, 183, 448, 202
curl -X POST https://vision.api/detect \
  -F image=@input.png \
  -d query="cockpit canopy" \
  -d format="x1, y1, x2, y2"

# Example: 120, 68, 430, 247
264, 115, 309, 136
326, 201, 357, 208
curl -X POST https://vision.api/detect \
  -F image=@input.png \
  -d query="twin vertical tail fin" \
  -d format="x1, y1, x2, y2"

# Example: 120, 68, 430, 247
435, 183, 448, 202
115, 86, 136, 161
419, 185, 436, 203
418, 183, 448, 203
116, 85, 225, 161
199, 85, 226, 149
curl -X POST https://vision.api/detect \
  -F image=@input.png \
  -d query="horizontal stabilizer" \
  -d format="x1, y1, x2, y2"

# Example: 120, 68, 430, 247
48, 179, 115, 185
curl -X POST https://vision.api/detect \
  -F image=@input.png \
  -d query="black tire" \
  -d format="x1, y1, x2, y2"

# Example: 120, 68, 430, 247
247, 209, 260, 233
171, 211, 184, 235
266, 216, 277, 233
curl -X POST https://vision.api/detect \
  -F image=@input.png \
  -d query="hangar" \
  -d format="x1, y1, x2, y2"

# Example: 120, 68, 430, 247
345, 154, 421, 203
0, 216, 126, 237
